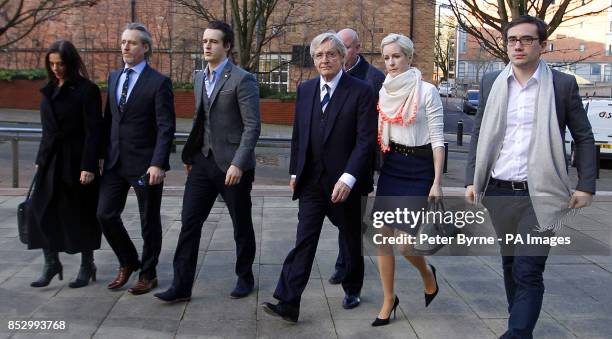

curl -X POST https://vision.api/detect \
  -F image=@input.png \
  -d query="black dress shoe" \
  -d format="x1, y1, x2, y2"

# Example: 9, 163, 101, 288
154, 288, 191, 303
230, 283, 254, 299
261, 302, 299, 323
342, 294, 361, 309
328, 271, 345, 285
425, 264, 439, 307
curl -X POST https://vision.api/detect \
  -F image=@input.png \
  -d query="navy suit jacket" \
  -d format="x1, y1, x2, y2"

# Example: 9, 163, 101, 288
102, 64, 176, 177
289, 72, 377, 200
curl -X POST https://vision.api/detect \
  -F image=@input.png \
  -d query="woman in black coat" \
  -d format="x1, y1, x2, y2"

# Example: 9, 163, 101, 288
28, 40, 103, 288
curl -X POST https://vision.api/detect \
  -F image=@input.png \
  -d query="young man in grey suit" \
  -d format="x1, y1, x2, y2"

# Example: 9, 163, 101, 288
465, 16, 595, 339
155, 20, 261, 302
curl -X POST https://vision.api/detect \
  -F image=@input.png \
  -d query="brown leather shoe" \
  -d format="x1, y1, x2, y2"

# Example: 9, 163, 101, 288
128, 277, 158, 295
107, 266, 138, 290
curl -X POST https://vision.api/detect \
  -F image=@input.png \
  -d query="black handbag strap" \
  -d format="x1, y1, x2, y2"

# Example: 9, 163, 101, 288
26, 172, 38, 199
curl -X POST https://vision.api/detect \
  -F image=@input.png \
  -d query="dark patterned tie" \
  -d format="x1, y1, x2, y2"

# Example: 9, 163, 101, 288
119, 68, 133, 112
321, 84, 330, 115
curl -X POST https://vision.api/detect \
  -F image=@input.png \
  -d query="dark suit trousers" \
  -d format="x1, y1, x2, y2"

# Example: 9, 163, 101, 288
97, 169, 164, 280
274, 176, 364, 308
484, 183, 551, 339
172, 152, 255, 293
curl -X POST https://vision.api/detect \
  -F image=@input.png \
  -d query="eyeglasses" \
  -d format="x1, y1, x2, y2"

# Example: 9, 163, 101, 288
507, 36, 539, 46
314, 51, 339, 60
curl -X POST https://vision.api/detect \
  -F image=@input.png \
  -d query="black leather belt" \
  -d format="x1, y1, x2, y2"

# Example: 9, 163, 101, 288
390, 142, 432, 157
489, 178, 529, 191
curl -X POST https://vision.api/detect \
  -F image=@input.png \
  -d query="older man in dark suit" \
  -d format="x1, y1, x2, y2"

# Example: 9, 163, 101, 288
98, 23, 176, 295
154, 20, 261, 303
326, 28, 385, 285
261, 32, 376, 323
465, 16, 595, 339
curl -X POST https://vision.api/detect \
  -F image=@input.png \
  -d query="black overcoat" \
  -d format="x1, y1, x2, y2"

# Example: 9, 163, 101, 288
28, 77, 103, 253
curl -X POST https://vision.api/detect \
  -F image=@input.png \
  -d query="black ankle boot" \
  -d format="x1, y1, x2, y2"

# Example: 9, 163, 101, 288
69, 250, 96, 288
31, 249, 63, 288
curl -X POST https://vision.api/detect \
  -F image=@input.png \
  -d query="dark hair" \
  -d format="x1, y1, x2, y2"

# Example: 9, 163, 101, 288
124, 23, 153, 60
503, 15, 548, 43
44, 40, 89, 85
206, 20, 234, 52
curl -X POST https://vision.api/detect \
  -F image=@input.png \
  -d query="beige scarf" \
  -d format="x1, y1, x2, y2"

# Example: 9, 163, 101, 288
378, 67, 421, 152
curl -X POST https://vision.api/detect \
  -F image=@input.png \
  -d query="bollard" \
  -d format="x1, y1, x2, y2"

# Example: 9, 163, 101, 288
596, 145, 600, 179
457, 120, 463, 146
11, 138, 19, 188
443, 142, 448, 173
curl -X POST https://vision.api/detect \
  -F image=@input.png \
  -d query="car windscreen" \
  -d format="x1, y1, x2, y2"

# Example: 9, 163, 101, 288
467, 92, 479, 100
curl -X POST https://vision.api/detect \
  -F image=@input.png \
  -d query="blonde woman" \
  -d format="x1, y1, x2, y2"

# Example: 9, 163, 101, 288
372, 33, 444, 326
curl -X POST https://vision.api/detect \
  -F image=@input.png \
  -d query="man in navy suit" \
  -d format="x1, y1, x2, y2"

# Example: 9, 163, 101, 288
261, 32, 376, 323
97, 23, 176, 295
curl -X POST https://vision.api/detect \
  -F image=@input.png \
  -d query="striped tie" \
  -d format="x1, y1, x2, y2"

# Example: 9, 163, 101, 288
119, 68, 133, 112
321, 84, 330, 114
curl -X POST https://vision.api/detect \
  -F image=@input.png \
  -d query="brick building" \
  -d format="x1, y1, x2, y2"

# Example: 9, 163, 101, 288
0, 0, 436, 91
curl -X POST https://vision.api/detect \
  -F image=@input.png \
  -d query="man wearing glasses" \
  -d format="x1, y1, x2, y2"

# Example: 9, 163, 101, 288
465, 16, 595, 338
261, 32, 376, 323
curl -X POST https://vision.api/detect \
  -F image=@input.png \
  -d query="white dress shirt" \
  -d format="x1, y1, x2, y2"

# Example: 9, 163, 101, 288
291, 71, 356, 189
116, 60, 147, 105
491, 64, 542, 181
387, 81, 445, 149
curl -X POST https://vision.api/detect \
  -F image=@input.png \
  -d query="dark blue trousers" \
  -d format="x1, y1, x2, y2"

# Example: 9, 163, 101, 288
171, 152, 255, 294
274, 177, 364, 308
484, 183, 551, 339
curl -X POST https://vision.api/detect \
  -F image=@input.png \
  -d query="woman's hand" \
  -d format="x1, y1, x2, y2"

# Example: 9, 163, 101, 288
80, 171, 95, 185
428, 182, 443, 203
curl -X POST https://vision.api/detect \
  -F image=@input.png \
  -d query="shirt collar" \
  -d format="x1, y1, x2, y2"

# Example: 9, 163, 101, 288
320, 70, 343, 93
124, 60, 147, 75
205, 58, 229, 80
345, 55, 361, 72
508, 61, 542, 86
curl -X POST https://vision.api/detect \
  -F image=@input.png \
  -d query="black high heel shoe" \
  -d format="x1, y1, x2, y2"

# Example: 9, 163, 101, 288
425, 264, 439, 307
69, 264, 97, 288
372, 295, 400, 327
31, 250, 63, 288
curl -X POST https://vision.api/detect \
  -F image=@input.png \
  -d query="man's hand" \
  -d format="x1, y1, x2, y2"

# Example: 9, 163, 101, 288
331, 180, 351, 203
184, 164, 192, 175
568, 190, 593, 209
289, 177, 296, 193
80, 171, 95, 185
465, 185, 475, 204
147, 166, 165, 185
225, 165, 243, 186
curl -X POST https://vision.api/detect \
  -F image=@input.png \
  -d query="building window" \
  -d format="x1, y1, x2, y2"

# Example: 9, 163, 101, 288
592, 64, 601, 76
609, 21, 612, 32
607, 45, 612, 56
579, 44, 585, 52
258, 54, 291, 92
548, 43, 554, 52
458, 30, 467, 53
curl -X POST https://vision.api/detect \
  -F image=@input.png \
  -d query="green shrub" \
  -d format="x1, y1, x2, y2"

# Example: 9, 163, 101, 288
0, 68, 47, 81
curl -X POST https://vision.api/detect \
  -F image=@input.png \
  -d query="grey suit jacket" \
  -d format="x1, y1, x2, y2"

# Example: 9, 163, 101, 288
182, 62, 261, 172
465, 68, 596, 194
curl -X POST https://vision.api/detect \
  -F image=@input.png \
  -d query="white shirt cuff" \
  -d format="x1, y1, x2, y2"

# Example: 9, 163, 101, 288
291, 175, 296, 179
339, 173, 356, 189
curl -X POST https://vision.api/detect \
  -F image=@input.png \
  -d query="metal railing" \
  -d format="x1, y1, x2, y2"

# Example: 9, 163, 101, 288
0, 127, 291, 188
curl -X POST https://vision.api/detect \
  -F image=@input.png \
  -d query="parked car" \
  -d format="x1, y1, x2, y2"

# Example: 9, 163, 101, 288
462, 90, 480, 114
438, 83, 456, 97
565, 98, 612, 164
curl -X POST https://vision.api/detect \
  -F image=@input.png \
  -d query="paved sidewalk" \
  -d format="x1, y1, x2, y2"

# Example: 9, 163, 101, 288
0, 187, 611, 339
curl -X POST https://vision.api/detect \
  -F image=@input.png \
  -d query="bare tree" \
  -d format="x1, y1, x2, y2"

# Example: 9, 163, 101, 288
174, 0, 318, 72
0, 0, 99, 49
447, 0, 609, 63
434, 15, 456, 81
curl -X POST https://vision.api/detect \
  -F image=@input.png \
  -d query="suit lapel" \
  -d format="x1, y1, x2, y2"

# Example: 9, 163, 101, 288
208, 62, 232, 108
323, 73, 350, 143
109, 70, 121, 115
194, 71, 204, 116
